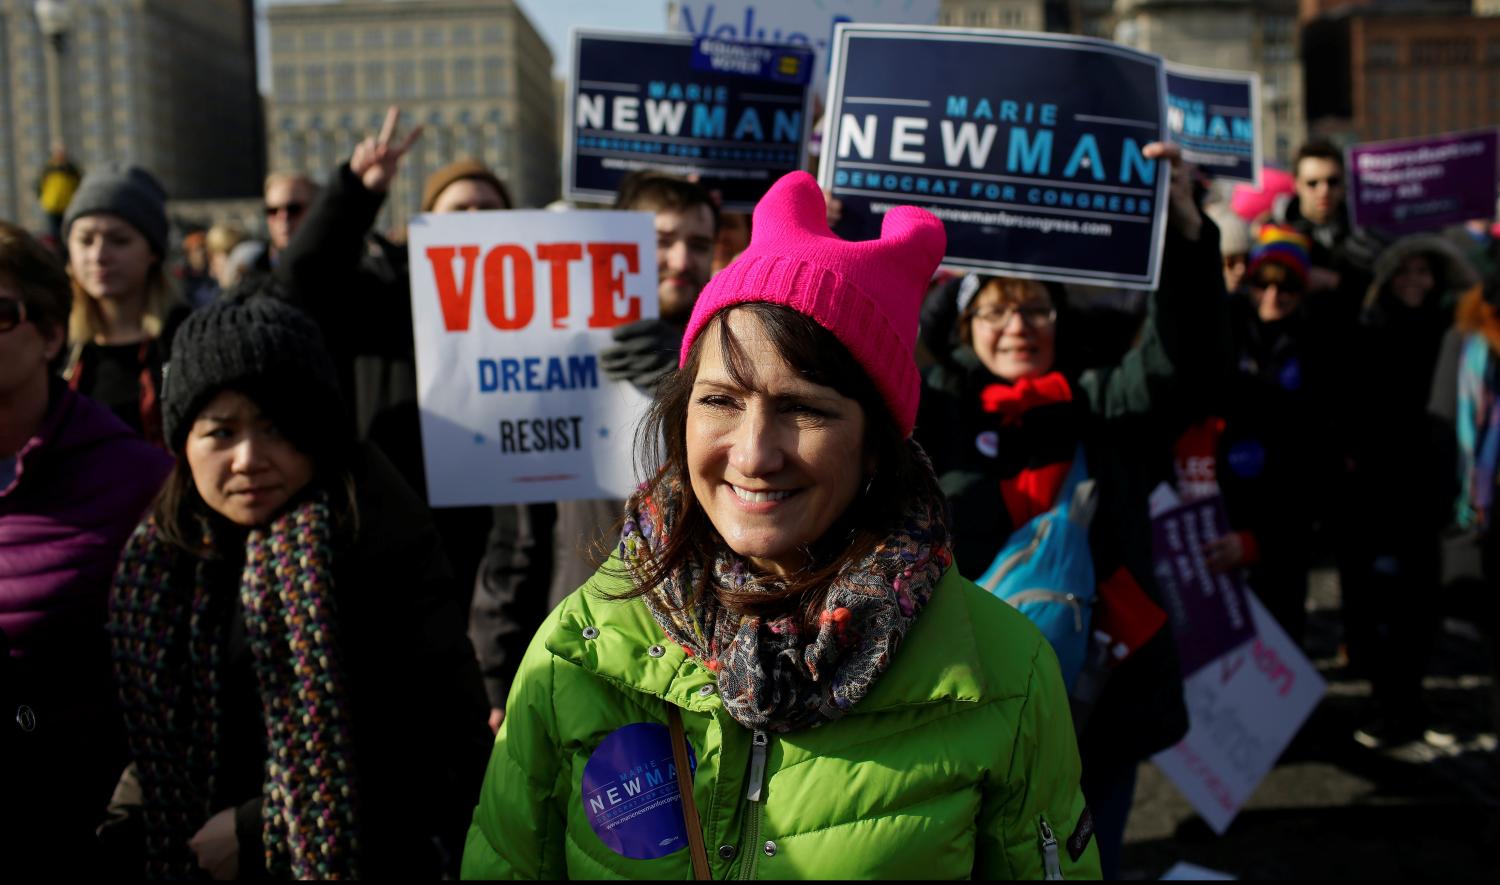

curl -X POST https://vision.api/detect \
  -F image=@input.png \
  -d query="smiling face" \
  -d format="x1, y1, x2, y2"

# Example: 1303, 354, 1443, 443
184, 389, 316, 527
967, 278, 1057, 382
685, 308, 868, 576
66, 214, 155, 304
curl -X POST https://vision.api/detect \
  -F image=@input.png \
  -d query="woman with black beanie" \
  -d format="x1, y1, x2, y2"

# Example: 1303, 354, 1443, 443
106, 295, 491, 879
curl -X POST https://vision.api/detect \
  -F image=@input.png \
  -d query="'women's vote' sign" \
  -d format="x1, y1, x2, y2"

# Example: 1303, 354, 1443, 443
567, 29, 812, 211
819, 25, 1169, 290
1165, 62, 1260, 186
407, 210, 657, 506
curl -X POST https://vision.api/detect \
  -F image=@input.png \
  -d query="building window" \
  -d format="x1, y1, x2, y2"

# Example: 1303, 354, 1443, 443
482, 24, 504, 43
333, 28, 355, 50
453, 24, 474, 46
274, 64, 297, 102
304, 30, 325, 51
484, 57, 506, 94
424, 59, 446, 97
305, 64, 327, 102
364, 26, 386, 49
395, 61, 417, 99
1366, 40, 1399, 67
272, 30, 294, 52
334, 62, 356, 101
1486, 41, 1500, 65
423, 26, 444, 47
1411, 39, 1474, 67
454, 58, 477, 97
365, 61, 386, 100
393, 27, 414, 48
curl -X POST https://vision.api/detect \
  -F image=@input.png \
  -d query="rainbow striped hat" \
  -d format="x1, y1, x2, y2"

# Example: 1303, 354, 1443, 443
1247, 224, 1311, 288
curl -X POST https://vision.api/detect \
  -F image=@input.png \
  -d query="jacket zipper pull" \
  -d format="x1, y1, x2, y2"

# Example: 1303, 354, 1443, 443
746, 730, 769, 802
1040, 817, 1064, 880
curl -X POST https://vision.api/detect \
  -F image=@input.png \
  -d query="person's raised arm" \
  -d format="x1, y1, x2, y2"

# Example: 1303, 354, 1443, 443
276, 106, 424, 307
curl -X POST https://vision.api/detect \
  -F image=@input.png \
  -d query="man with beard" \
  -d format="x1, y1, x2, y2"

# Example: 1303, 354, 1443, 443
469, 172, 719, 733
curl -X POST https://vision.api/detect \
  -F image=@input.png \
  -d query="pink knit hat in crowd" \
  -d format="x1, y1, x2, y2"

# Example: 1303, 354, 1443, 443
679, 172, 946, 437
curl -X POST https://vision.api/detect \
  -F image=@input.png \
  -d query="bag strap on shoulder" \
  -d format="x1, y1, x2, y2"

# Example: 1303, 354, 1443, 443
668, 706, 712, 880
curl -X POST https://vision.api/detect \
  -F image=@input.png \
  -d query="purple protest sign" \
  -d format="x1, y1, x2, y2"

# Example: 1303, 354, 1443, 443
1150, 495, 1255, 677
580, 722, 696, 860
1348, 129, 1499, 235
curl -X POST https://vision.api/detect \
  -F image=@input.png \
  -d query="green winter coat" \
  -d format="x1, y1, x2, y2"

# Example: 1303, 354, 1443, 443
462, 558, 1101, 880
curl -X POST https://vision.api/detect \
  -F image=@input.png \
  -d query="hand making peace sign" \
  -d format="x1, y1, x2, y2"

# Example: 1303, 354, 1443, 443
351, 106, 424, 194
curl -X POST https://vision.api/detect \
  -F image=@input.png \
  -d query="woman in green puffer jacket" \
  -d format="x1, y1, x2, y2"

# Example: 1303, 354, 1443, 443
462, 172, 1100, 880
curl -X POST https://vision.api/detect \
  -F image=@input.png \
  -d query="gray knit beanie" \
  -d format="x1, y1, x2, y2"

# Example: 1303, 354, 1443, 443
62, 164, 169, 255
162, 295, 346, 453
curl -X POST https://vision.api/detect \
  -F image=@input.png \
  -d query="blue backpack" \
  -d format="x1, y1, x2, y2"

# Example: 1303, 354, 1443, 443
976, 447, 1098, 690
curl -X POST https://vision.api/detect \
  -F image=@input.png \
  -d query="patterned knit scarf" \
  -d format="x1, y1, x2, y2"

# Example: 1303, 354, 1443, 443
109, 495, 360, 879
620, 443, 953, 734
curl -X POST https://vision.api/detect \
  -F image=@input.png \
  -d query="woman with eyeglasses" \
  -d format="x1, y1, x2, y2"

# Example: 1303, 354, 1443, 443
60, 164, 188, 446
0, 222, 171, 876
915, 144, 1229, 880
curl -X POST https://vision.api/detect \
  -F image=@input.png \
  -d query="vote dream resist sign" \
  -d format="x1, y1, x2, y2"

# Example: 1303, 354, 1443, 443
1347, 129, 1500, 236
1165, 62, 1260, 186
566, 29, 813, 211
407, 210, 657, 506
819, 25, 1170, 290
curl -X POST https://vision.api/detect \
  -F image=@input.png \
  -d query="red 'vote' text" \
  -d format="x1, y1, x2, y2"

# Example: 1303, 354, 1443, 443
425, 242, 642, 332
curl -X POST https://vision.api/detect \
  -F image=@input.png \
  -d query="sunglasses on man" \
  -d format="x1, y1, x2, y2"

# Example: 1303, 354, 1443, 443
0, 298, 27, 333
265, 202, 306, 219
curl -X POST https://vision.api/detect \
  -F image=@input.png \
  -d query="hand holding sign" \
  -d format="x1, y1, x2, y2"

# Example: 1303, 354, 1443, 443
1143, 141, 1203, 243
352, 106, 424, 194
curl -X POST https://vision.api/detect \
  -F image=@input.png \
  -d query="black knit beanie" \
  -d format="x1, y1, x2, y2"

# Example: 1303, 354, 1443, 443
61, 164, 169, 255
162, 295, 346, 455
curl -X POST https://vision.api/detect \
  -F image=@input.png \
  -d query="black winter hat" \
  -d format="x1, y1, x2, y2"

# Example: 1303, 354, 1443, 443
62, 164, 169, 256
162, 295, 346, 453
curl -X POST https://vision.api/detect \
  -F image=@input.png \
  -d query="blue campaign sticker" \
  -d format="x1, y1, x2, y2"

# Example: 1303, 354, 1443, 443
581, 722, 697, 861
1277, 357, 1303, 392
692, 36, 814, 86
1226, 439, 1266, 480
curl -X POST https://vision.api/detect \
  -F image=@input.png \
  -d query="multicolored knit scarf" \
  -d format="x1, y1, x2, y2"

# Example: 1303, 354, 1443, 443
1456, 332, 1500, 530
109, 495, 361, 879
620, 442, 953, 734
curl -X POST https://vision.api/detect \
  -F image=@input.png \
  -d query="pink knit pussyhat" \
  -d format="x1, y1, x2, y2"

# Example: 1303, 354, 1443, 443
679, 171, 946, 437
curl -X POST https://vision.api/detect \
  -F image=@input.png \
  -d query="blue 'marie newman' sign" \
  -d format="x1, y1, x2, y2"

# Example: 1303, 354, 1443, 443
1165, 62, 1261, 186
819, 25, 1169, 290
566, 30, 812, 211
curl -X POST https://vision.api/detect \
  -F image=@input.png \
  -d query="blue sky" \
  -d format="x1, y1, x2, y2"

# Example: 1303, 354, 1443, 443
256, 0, 669, 91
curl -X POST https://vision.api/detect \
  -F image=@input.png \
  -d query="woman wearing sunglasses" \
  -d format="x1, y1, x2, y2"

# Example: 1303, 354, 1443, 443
61, 164, 187, 446
0, 222, 171, 876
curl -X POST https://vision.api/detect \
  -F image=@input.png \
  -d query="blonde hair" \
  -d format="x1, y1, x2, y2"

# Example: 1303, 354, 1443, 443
263, 171, 320, 200
67, 262, 171, 350
205, 223, 249, 258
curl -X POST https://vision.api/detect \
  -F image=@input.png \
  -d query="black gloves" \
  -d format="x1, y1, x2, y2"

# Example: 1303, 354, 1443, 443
599, 318, 684, 391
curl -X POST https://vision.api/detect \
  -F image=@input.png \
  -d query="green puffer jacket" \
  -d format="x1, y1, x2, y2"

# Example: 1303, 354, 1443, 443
462, 559, 1101, 880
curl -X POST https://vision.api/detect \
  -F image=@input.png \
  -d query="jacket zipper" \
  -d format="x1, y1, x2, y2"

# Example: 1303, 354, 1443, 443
1040, 816, 1064, 880
736, 730, 770, 879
